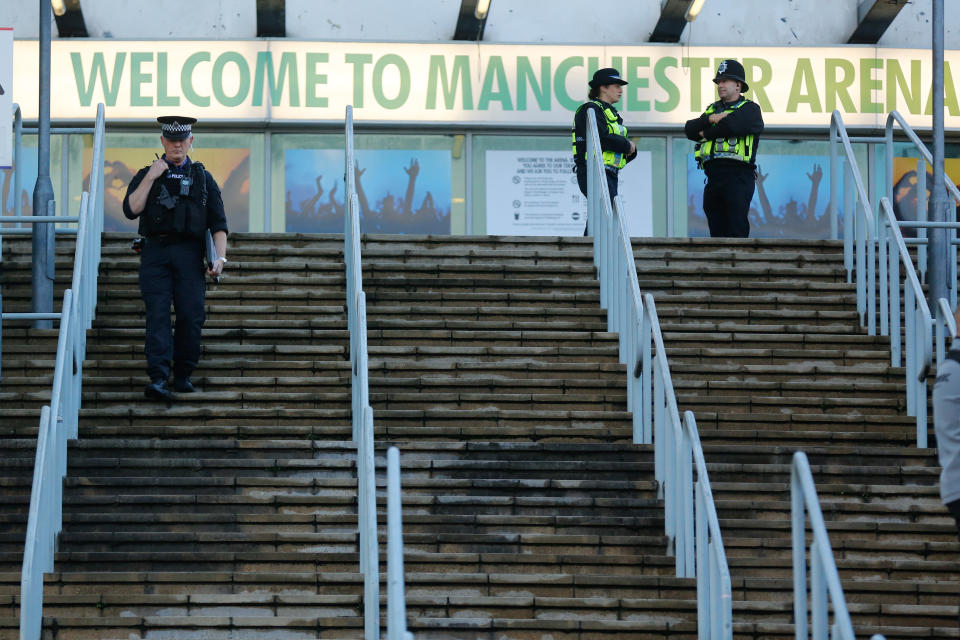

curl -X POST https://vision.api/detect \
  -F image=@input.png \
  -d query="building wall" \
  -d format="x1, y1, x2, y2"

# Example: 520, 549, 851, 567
3, 0, 958, 48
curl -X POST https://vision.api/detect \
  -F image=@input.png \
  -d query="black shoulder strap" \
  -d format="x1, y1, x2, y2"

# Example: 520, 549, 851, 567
191, 162, 208, 207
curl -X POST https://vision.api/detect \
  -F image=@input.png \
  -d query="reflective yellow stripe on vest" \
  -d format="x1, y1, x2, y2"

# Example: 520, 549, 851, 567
694, 99, 755, 167
572, 100, 629, 170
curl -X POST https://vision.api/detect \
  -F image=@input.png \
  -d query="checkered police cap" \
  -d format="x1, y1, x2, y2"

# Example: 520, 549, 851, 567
157, 116, 197, 141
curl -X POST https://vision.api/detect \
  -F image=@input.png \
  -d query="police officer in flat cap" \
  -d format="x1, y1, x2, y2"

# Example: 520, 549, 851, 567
572, 68, 637, 235
685, 59, 764, 238
123, 116, 229, 401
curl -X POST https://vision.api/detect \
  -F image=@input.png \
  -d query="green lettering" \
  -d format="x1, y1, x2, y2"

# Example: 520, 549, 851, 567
212, 52, 250, 108
516, 56, 551, 111
181, 52, 210, 107
587, 57, 600, 80
682, 57, 710, 110
373, 54, 410, 109
345, 53, 372, 108
786, 58, 823, 113
926, 60, 960, 116
129, 52, 153, 107
426, 55, 472, 110
70, 51, 126, 107
859, 58, 883, 114
554, 56, 584, 111
156, 52, 180, 107
825, 58, 856, 112
886, 59, 921, 114
252, 51, 299, 107
625, 57, 650, 112
742, 58, 773, 112
305, 53, 329, 108
654, 57, 679, 112
478, 55, 513, 111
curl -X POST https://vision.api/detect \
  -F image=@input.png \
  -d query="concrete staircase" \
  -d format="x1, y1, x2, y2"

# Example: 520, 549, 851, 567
0, 233, 951, 639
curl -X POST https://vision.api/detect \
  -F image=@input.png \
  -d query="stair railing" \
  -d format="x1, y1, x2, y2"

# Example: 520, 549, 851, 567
832, 110, 943, 447
935, 297, 957, 368
386, 447, 413, 640
878, 197, 933, 447
344, 105, 380, 640
18, 103, 105, 640
585, 108, 732, 639
829, 110, 877, 336
792, 452, 886, 640
884, 110, 960, 311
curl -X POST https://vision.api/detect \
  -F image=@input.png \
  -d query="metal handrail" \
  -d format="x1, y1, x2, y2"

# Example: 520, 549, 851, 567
19, 103, 105, 640
585, 108, 732, 638
878, 197, 934, 447
935, 297, 957, 378
13, 103, 23, 221
386, 447, 413, 640
791, 452, 886, 640
344, 104, 380, 640
829, 110, 877, 335
885, 110, 960, 310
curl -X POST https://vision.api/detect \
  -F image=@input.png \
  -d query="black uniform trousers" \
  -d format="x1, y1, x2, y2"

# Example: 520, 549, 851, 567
702, 161, 755, 239
575, 165, 619, 236
139, 236, 206, 382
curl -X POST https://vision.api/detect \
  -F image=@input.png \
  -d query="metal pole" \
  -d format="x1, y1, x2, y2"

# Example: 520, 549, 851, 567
929, 0, 949, 308
32, 0, 55, 329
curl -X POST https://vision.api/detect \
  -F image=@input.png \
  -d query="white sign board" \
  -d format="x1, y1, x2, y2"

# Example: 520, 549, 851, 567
0, 28, 11, 168
485, 150, 652, 237
7, 41, 960, 129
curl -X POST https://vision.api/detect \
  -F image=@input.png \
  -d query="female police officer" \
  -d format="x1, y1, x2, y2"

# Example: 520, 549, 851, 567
123, 116, 229, 401
572, 68, 637, 234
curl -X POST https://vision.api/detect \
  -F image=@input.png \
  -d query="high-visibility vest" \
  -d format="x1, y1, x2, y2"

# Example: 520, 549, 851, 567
572, 100, 629, 170
694, 99, 756, 168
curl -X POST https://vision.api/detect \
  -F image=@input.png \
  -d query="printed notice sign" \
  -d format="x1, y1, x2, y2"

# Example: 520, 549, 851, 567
485, 150, 652, 237
0, 28, 11, 168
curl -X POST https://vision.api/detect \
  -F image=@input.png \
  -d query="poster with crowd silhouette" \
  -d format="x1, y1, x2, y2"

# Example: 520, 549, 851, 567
687, 153, 835, 239
285, 149, 451, 234
1, 147, 37, 222
81, 147, 251, 233
891, 157, 960, 237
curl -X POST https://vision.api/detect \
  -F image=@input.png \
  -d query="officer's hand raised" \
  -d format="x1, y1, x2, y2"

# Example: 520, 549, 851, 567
146, 158, 168, 181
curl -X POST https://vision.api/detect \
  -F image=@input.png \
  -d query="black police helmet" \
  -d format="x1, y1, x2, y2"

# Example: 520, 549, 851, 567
157, 115, 197, 141
712, 59, 749, 93
589, 68, 628, 89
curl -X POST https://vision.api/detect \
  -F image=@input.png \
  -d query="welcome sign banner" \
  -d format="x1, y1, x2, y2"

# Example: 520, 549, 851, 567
9, 41, 960, 129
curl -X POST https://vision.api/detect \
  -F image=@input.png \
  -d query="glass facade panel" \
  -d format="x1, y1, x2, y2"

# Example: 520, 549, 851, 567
81, 132, 260, 234
675, 137, 868, 240
472, 135, 666, 237
878, 141, 960, 237
1, 134, 66, 223
272, 133, 465, 235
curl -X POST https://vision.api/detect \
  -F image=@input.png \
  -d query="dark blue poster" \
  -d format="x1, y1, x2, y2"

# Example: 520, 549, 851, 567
687, 153, 839, 239
285, 149, 451, 234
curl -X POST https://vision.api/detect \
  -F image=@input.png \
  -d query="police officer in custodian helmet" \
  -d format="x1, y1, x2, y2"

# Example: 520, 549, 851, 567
123, 116, 229, 401
684, 59, 764, 238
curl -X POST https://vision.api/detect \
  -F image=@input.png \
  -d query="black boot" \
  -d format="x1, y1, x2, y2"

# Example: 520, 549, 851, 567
145, 379, 173, 401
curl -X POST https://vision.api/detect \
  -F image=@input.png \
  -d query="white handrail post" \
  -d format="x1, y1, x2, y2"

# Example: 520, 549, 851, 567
917, 158, 927, 280
387, 447, 412, 640
792, 452, 873, 640
362, 406, 379, 640
829, 116, 840, 242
